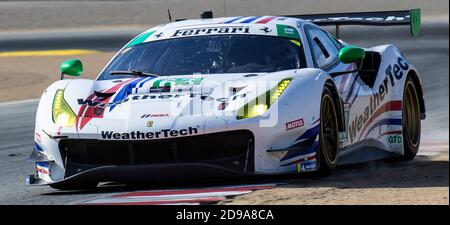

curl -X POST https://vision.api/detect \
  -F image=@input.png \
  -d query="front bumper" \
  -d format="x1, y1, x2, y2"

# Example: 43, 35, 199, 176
27, 162, 255, 186
27, 130, 255, 185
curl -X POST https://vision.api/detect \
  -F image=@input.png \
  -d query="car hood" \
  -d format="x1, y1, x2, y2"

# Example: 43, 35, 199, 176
63, 72, 295, 136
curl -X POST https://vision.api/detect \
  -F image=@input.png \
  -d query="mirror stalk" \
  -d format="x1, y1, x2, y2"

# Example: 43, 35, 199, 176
330, 46, 366, 77
330, 61, 363, 77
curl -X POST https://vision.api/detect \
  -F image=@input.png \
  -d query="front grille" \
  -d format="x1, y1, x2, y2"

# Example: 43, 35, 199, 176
59, 130, 254, 173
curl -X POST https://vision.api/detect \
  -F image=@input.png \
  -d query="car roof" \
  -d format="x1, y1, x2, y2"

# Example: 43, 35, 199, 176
142, 16, 309, 33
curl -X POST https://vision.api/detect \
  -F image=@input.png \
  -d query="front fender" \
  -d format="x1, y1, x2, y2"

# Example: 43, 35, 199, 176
279, 67, 337, 124
34, 79, 74, 174
263, 68, 335, 149
35, 79, 74, 137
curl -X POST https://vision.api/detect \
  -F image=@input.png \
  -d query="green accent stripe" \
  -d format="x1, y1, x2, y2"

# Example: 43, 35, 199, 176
175, 78, 189, 86
152, 79, 162, 88
163, 81, 171, 87
151, 79, 172, 88
126, 31, 155, 48
191, 78, 204, 85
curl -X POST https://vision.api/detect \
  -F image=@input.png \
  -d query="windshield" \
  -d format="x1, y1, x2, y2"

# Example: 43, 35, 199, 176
98, 35, 306, 80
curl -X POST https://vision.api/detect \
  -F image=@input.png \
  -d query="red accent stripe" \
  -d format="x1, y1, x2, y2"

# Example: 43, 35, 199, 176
75, 93, 96, 131
84, 197, 225, 205
357, 100, 402, 141
76, 78, 137, 130
378, 130, 402, 139
36, 167, 49, 175
256, 16, 278, 24
113, 185, 274, 198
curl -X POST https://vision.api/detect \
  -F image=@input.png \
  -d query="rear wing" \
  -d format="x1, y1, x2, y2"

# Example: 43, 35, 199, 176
285, 9, 421, 38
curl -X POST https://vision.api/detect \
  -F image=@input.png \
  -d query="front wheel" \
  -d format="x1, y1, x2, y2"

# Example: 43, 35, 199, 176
315, 86, 339, 176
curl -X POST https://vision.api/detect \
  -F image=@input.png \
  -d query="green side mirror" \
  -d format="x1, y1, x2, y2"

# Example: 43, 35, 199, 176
60, 59, 83, 77
338, 46, 365, 64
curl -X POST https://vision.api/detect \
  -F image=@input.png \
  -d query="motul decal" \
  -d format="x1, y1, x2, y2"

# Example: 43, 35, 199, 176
286, 119, 304, 131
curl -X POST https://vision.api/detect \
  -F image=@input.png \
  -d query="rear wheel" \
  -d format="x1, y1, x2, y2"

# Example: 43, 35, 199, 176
399, 76, 421, 160
315, 86, 339, 176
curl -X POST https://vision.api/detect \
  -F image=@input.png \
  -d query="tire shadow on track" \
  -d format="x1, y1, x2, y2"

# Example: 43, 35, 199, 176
292, 154, 449, 189
41, 154, 448, 197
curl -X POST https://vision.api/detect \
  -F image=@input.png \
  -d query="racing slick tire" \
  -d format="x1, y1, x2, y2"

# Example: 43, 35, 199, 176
399, 75, 421, 161
315, 85, 339, 176
50, 182, 99, 191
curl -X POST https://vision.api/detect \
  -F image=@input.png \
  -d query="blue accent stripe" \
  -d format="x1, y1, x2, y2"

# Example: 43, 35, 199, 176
36, 162, 49, 167
281, 141, 319, 164
109, 78, 146, 111
133, 76, 157, 94
364, 118, 402, 139
128, 77, 146, 92
240, 16, 261, 23
344, 75, 359, 103
138, 77, 155, 88
280, 124, 320, 163
224, 16, 245, 24
295, 124, 320, 142
34, 142, 43, 152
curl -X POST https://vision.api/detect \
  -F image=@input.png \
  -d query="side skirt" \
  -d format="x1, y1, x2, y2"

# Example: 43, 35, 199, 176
337, 139, 398, 165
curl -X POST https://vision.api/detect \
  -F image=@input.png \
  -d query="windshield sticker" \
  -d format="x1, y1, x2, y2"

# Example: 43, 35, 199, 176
171, 26, 250, 38
276, 24, 300, 39
141, 24, 299, 42
128, 22, 304, 45
126, 31, 155, 48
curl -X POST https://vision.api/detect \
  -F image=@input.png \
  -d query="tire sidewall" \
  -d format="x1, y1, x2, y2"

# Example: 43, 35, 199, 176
402, 76, 421, 159
317, 86, 339, 172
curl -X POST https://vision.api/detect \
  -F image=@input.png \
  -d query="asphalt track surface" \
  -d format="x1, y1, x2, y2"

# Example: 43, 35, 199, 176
0, 22, 448, 204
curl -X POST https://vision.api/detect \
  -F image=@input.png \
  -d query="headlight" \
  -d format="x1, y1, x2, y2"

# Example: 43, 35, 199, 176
237, 78, 292, 119
52, 89, 76, 127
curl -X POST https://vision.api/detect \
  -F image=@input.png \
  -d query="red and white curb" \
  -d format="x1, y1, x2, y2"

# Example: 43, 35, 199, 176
80, 183, 278, 205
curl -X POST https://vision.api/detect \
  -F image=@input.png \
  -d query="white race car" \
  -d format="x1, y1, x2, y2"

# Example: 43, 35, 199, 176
27, 9, 425, 190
